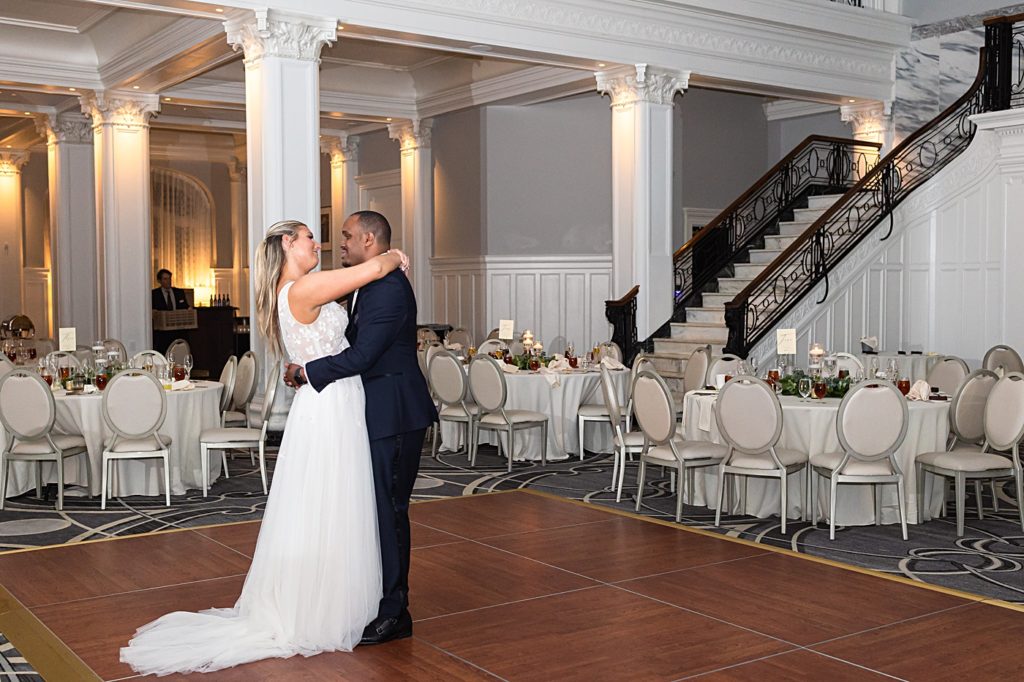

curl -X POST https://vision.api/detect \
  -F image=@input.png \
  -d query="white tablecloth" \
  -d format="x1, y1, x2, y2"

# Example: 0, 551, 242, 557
440, 368, 630, 461
1, 381, 223, 498
681, 391, 950, 525
854, 353, 940, 383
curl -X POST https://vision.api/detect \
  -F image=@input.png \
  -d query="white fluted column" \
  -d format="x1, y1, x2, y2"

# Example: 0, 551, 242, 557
81, 91, 159, 354
596, 64, 688, 338
37, 114, 97, 342
226, 9, 335, 368
388, 119, 434, 322
0, 151, 29, 321
320, 132, 359, 270
228, 154, 249, 316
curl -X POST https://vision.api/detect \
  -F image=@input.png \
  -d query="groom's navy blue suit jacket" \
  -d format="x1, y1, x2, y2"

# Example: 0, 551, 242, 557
305, 269, 437, 440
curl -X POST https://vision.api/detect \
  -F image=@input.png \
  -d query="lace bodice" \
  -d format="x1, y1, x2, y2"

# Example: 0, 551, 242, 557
278, 281, 349, 365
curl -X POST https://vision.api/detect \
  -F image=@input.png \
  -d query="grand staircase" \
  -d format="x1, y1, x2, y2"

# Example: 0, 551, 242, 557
649, 194, 842, 394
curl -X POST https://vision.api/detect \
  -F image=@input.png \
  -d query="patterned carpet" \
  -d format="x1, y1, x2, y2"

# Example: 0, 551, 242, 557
2, 440, 1023, 604
0, 634, 41, 680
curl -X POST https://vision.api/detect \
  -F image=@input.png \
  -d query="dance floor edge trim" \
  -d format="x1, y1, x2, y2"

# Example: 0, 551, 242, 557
2, 488, 1020, 681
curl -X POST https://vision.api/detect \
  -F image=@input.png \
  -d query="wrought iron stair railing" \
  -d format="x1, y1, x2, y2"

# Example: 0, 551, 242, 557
605, 285, 639, 365
723, 13, 1024, 357
672, 135, 880, 318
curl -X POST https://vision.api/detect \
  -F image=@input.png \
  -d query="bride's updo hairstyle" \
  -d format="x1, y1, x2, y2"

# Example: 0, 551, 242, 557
254, 220, 304, 357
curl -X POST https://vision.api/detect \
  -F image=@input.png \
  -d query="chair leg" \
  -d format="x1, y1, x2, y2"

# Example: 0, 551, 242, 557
578, 415, 585, 461
35, 461, 43, 499
812, 468, 819, 527
829, 475, 839, 541
258, 439, 268, 495
779, 472, 788, 535
1015, 467, 1024, 533
610, 446, 619, 494
221, 452, 230, 480
675, 462, 685, 523
100, 457, 109, 510
56, 457, 65, 511
954, 472, 966, 537
82, 451, 92, 497
715, 469, 726, 527
874, 483, 882, 526
431, 420, 440, 459
540, 423, 548, 467
973, 479, 984, 520
507, 429, 514, 473
616, 447, 628, 503
0, 458, 7, 511
916, 464, 924, 523
991, 479, 1000, 513
635, 461, 647, 512
163, 454, 171, 507
896, 477, 908, 541
470, 424, 479, 466
201, 443, 209, 498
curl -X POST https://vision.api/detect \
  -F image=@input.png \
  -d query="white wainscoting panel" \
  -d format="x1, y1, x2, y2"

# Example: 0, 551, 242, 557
430, 255, 613, 350
749, 113, 1018, 371
22, 268, 52, 339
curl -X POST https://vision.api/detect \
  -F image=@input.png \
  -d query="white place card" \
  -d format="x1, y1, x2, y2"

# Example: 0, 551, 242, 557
776, 328, 796, 356
498, 319, 515, 341
58, 327, 77, 352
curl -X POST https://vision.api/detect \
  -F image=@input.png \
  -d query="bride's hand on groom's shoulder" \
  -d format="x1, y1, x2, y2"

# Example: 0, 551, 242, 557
385, 249, 410, 274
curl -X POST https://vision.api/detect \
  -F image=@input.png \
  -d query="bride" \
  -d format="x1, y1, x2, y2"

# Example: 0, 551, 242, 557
120, 220, 408, 675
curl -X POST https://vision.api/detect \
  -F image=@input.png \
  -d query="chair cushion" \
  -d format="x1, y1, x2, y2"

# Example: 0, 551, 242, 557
617, 430, 647, 449
810, 451, 894, 476
440, 403, 481, 419
9, 434, 87, 455
645, 440, 728, 463
729, 447, 806, 470
200, 427, 262, 443
578, 404, 610, 418
223, 409, 247, 424
104, 435, 171, 453
916, 449, 1013, 473
480, 410, 548, 425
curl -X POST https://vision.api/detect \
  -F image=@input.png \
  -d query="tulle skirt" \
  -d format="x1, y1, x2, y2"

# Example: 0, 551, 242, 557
120, 377, 382, 675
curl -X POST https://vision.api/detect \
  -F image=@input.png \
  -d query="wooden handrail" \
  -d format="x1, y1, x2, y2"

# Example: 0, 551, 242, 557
605, 285, 639, 308
984, 12, 1024, 26
725, 50, 988, 313
672, 135, 881, 260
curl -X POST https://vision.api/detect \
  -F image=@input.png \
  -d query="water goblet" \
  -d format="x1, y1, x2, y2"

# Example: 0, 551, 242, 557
183, 354, 194, 380
798, 376, 812, 402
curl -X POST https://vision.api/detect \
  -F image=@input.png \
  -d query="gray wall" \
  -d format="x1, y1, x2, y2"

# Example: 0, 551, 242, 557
433, 107, 483, 258
21, 152, 49, 269
484, 93, 612, 255
356, 129, 401, 175
765, 109, 851, 163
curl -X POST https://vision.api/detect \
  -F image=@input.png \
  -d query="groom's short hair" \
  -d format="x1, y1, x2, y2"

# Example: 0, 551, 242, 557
352, 210, 391, 248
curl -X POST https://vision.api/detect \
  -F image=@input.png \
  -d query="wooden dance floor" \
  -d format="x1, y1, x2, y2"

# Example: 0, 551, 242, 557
1, 490, 1023, 680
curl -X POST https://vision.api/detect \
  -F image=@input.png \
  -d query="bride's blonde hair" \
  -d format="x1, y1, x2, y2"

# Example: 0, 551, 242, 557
253, 220, 305, 358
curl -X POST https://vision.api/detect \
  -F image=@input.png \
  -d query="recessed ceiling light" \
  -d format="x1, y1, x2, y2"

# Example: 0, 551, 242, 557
848, 99, 856, 103
215, 7, 223, 12
331, 112, 342, 117
164, 97, 172, 102
22, 111, 30, 115
337, 24, 345, 30
469, 44, 492, 51
182, 107, 188, 111
68, 87, 77, 92
4, 145, 10, 148
597, 63, 606, 67
386, 117, 392, 121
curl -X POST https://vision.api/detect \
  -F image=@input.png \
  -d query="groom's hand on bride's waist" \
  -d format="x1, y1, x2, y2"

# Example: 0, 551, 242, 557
284, 363, 307, 388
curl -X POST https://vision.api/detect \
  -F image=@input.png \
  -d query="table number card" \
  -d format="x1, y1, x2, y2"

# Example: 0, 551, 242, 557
498, 319, 515, 341
58, 327, 77, 352
776, 328, 796, 356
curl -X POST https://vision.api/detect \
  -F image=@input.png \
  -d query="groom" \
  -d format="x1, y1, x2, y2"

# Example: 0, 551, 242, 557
286, 210, 437, 644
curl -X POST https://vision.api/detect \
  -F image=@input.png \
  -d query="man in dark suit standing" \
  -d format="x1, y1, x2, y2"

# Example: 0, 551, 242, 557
152, 269, 190, 310
286, 211, 436, 645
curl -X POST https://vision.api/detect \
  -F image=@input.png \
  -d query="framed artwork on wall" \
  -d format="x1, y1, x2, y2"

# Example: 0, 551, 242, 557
320, 206, 332, 250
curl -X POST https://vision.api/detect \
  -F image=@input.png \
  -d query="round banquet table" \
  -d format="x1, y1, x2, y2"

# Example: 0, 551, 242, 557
1, 380, 223, 499
681, 391, 950, 525
440, 367, 630, 461
853, 353, 940, 383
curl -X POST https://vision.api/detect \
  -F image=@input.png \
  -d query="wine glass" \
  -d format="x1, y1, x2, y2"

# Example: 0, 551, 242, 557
824, 356, 837, 378
813, 375, 828, 400
887, 358, 900, 382
183, 353, 194, 380
798, 376, 812, 402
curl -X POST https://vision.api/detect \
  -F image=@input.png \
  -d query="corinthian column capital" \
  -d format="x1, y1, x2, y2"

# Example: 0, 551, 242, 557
225, 9, 336, 66
595, 64, 689, 109
36, 113, 93, 145
0, 150, 29, 176
388, 119, 432, 152
81, 91, 160, 129
321, 132, 359, 165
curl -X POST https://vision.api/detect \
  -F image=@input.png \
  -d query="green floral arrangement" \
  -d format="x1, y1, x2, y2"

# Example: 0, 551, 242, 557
777, 369, 851, 398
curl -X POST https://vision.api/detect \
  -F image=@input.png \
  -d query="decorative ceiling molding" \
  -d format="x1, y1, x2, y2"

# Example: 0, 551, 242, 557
320, 53, 454, 72
0, 55, 104, 90
320, 91, 417, 119
0, 7, 114, 34
417, 64, 592, 117
100, 17, 226, 89
763, 100, 839, 121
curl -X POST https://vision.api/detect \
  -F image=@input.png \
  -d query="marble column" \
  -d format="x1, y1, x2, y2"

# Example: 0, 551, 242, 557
226, 9, 336, 370
81, 92, 160, 355
320, 132, 359, 270
388, 119, 433, 323
228, 153, 249, 316
596, 64, 689, 339
37, 114, 97, 343
841, 100, 895, 153
0, 151, 29, 321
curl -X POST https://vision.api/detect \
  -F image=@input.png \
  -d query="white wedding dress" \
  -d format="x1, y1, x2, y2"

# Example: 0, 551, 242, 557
121, 281, 382, 675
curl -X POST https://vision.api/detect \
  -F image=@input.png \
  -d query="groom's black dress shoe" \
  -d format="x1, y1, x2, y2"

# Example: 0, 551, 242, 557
360, 610, 412, 645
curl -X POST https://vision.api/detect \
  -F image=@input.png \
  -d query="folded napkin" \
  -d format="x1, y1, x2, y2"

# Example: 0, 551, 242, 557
860, 336, 879, 352
500, 363, 519, 374
445, 342, 463, 351
546, 356, 571, 372
906, 380, 930, 401
601, 356, 626, 371
697, 395, 714, 431
170, 379, 195, 391
538, 366, 561, 388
